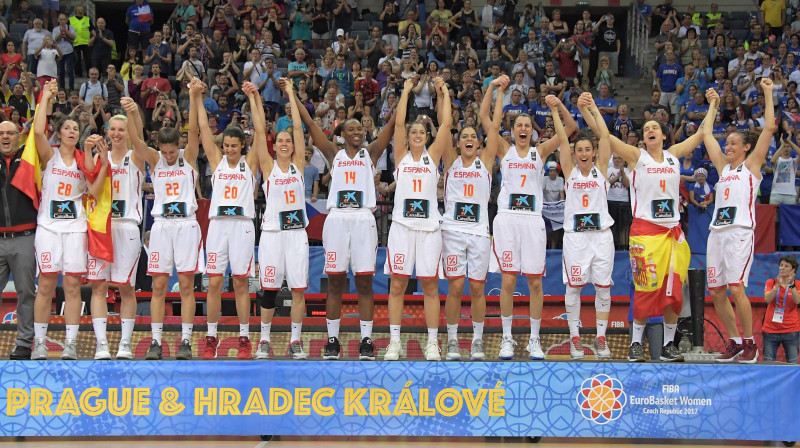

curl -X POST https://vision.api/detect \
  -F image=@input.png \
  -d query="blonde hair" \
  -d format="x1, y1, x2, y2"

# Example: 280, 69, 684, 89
108, 114, 132, 150
599, 56, 610, 67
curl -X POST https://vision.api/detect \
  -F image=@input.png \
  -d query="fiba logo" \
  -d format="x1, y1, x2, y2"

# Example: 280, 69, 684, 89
576, 374, 627, 425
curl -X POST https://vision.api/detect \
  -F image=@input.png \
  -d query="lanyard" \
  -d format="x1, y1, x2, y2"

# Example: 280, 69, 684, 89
777, 280, 791, 310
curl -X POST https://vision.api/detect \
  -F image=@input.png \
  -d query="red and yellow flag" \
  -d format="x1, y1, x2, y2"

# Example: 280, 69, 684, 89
79, 150, 114, 263
11, 124, 43, 209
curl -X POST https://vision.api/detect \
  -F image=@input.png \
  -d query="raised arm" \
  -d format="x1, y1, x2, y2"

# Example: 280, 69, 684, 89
578, 91, 640, 167
537, 96, 577, 160
393, 76, 418, 166
288, 78, 336, 162
367, 106, 397, 165
182, 78, 200, 171
702, 88, 727, 173
747, 78, 777, 175
668, 115, 706, 159
549, 96, 574, 177
33, 80, 57, 165
427, 77, 452, 165
283, 79, 305, 169
244, 81, 273, 175
192, 79, 220, 170
121, 96, 159, 166
481, 75, 510, 159
86, 138, 109, 198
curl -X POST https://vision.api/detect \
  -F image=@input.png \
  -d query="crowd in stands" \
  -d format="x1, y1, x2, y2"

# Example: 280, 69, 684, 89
0, 0, 798, 250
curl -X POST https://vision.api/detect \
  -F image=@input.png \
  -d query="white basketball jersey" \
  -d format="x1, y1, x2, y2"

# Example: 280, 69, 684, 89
564, 165, 614, 233
392, 149, 440, 231
110, 150, 143, 224
710, 163, 761, 230
151, 149, 198, 221
628, 149, 681, 227
261, 162, 308, 231
442, 156, 491, 236
497, 145, 544, 215
327, 148, 376, 212
38, 150, 87, 232
209, 156, 256, 219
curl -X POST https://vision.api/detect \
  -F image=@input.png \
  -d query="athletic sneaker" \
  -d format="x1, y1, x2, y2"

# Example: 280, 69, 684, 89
594, 336, 612, 359
145, 340, 163, 360
660, 342, 684, 362
237, 337, 252, 360
62, 339, 77, 360
255, 340, 271, 359
739, 339, 758, 364
288, 340, 308, 359
202, 336, 219, 360
716, 339, 743, 362
116, 341, 133, 360
176, 339, 193, 360
323, 336, 341, 360
569, 336, 585, 360
94, 341, 111, 360
526, 337, 545, 360
445, 339, 461, 361
384, 340, 403, 360
425, 339, 441, 361
31, 338, 47, 360
499, 336, 517, 360
628, 342, 645, 362
470, 339, 486, 360
358, 337, 375, 360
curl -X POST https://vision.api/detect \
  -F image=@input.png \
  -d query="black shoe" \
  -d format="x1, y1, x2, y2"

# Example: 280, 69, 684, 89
176, 339, 192, 360
628, 342, 645, 362
323, 337, 341, 360
145, 340, 163, 360
359, 337, 375, 360
660, 342, 684, 362
10, 345, 31, 360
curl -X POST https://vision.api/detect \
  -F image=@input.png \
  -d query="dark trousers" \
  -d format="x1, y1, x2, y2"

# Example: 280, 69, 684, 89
73, 45, 91, 77
58, 52, 75, 91
0, 233, 37, 349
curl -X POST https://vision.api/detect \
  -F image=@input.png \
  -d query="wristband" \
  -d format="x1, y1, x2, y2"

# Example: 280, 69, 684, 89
790, 282, 796, 290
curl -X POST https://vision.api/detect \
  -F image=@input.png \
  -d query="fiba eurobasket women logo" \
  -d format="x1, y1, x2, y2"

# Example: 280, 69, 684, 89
576, 374, 628, 424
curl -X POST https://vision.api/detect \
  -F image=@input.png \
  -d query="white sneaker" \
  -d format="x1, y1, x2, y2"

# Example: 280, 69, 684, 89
499, 336, 517, 360
61, 339, 78, 360
31, 338, 48, 360
569, 337, 585, 360
116, 341, 133, 360
425, 339, 441, 361
526, 337, 545, 360
594, 336, 612, 359
470, 339, 486, 360
255, 340, 271, 359
94, 341, 111, 360
445, 339, 461, 360
384, 340, 403, 360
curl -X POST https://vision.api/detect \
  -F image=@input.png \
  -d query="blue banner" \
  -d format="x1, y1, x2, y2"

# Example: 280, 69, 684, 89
2, 361, 799, 440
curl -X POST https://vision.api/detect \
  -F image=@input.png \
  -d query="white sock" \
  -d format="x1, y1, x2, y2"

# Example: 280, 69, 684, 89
568, 320, 580, 338
596, 320, 608, 338
65, 324, 79, 340
360, 320, 373, 339
732, 337, 743, 344
663, 323, 677, 345
151, 323, 163, 345
565, 286, 581, 338
291, 322, 302, 342
631, 323, 645, 345
472, 321, 484, 341
92, 318, 107, 343
327, 318, 341, 338
207, 322, 218, 338
427, 328, 438, 342
239, 324, 249, 337
390, 324, 401, 342
181, 323, 193, 341
501, 315, 512, 339
34, 322, 48, 339
121, 319, 135, 343
447, 323, 458, 341
529, 318, 541, 340
743, 337, 754, 342
260, 322, 271, 342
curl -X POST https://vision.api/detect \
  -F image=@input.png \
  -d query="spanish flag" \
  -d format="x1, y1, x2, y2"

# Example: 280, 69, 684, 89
11, 124, 43, 209
79, 151, 114, 263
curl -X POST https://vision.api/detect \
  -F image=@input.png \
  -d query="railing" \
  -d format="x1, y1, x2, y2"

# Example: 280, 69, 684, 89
627, 2, 650, 72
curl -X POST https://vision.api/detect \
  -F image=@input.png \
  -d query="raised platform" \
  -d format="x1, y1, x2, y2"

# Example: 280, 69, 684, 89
1, 359, 798, 440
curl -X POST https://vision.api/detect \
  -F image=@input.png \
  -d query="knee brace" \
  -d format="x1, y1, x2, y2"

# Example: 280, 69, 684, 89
595, 286, 611, 313
565, 286, 581, 320
259, 290, 278, 309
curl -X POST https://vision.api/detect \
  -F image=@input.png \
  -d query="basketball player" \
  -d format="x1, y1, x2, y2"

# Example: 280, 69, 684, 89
583, 87, 708, 363
556, 92, 614, 360
32, 80, 107, 360
129, 78, 204, 360
442, 79, 503, 361
480, 75, 577, 360
193, 81, 259, 360
384, 76, 452, 361
703, 81, 776, 363
249, 80, 310, 359
86, 109, 144, 360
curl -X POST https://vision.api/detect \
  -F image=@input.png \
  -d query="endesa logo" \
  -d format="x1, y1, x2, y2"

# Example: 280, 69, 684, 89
576, 374, 627, 425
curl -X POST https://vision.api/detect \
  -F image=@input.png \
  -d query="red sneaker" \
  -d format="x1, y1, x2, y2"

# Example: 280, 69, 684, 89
738, 339, 758, 364
237, 336, 252, 360
715, 339, 743, 363
202, 336, 219, 360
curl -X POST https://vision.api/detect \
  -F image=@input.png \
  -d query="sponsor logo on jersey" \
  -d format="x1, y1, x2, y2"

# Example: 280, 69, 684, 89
403, 198, 430, 219
454, 202, 479, 223
50, 200, 77, 219
162, 201, 187, 218
713, 206, 737, 226
111, 200, 126, 218
218, 206, 244, 216
574, 213, 601, 232
279, 209, 305, 230
337, 190, 363, 208
651, 199, 674, 219
509, 194, 534, 211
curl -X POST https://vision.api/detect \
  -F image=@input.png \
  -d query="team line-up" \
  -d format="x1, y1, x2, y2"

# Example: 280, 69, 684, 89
12, 73, 793, 364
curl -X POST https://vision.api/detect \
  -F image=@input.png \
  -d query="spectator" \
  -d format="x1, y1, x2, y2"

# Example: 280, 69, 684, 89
595, 56, 615, 93
656, 49, 683, 123
594, 13, 620, 75
291, 3, 312, 44
127, 64, 145, 106
595, 83, 618, 126
552, 38, 580, 82
762, 255, 800, 363
0, 42, 23, 89
325, 54, 353, 106
244, 48, 265, 86
500, 24, 520, 63
381, 1, 400, 52
145, 30, 173, 76
52, 14, 75, 92
450, 0, 479, 45
141, 63, 172, 123
69, 5, 93, 79
89, 18, 115, 74
205, 30, 229, 88
34, 36, 61, 90
126, 0, 154, 54
680, 28, 702, 65
637, 0, 653, 29
770, 138, 799, 204
607, 154, 630, 249
304, 146, 319, 201
105, 65, 124, 110
399, 25, 423, 61
171, 0, 198, 34
310, 0, 331, 50
543, 162, 565, 201
176, 45, 206, 82
78, 67, 107, 105
512, 51, 536, 89
257, 57, 282, 120
22, 19, 49, 75
761, 0, 786, 37
540, 60, 564, 96
333, 0, 353, 34
12, 0, 33, 28
688, 167, 713, 211
652, 0, 677, 35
